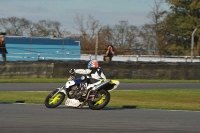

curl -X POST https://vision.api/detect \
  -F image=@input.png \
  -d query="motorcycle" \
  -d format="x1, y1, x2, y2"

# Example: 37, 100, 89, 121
44, 73, 120, 110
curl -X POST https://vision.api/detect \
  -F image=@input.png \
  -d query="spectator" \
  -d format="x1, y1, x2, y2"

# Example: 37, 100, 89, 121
0, 33, 8, 64
104, 45, 115, 61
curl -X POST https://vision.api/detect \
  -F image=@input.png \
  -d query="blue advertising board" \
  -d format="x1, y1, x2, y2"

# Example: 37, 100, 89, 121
5, 36, 81, 61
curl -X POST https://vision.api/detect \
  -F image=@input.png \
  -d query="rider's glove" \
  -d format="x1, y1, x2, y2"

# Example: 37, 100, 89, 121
69, 69, 75, 74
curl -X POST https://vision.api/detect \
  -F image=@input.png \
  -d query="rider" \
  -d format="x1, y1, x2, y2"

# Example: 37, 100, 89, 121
69, 60, 106, 95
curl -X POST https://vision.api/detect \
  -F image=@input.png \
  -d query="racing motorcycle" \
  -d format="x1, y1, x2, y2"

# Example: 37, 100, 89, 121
44, 74, 120, 110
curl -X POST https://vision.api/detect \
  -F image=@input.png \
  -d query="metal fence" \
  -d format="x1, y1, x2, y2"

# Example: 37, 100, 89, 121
81, 54, 200, 63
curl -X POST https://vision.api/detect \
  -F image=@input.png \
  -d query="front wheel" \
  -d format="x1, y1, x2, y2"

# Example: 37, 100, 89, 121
88, 90, 110, 110
45, 90, 65, 108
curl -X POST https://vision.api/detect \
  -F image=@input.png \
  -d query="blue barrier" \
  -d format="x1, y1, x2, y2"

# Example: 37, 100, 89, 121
5, 36, 81, 61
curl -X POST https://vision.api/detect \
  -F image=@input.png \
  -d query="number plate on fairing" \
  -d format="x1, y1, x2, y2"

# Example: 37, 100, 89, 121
65, 98, 82, 107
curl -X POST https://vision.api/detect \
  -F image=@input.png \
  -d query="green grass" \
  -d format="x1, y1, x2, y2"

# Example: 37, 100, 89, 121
109, 90, 200, 111
0, 90, 199, 111
0, 78, 199, 83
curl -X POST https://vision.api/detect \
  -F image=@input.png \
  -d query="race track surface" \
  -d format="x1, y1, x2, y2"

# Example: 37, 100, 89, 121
0, 83, 200, 133
0, 104, 200, 133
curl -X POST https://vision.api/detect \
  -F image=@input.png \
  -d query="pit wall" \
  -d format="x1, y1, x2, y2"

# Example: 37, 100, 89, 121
0, 61, 199, 80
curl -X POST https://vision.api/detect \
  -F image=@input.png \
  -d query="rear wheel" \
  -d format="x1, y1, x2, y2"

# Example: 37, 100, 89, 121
45, 90, 65, 108
88, 90, 110, 110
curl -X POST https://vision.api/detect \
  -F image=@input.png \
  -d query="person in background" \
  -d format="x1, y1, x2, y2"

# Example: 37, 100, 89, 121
105, 45, 115, 61
0, 33, 8, 65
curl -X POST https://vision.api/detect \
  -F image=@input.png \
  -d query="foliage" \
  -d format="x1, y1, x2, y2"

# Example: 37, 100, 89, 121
165, 0, 200, 56
165, 44, 186, 55
0, 17, 31, 36
30, 20, 62, 37
0, 17, 62, 37
73, 15, 140, 55
140, 0, 168, 56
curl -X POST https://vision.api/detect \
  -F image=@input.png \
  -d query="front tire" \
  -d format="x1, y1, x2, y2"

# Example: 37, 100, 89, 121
88, 90, 110, 110
45, 90, 65, 108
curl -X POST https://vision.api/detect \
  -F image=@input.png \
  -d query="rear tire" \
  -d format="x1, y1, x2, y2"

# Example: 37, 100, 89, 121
88, 90, 110, 110
45, 90, 65, 108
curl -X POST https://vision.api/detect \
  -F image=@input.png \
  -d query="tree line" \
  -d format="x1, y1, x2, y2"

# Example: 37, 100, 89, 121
0, 0, 200, 56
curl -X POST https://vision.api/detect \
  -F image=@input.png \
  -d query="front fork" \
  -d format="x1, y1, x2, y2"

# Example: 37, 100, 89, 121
51, 86, 67, 98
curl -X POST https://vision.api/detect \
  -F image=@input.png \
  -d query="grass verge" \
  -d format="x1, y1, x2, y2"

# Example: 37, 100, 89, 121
0, 90, 199, 111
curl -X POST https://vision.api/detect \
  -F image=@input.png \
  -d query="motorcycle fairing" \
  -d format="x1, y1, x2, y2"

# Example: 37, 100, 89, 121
108, 80, 120, 91
65, 98, 82, 107
56, 88, 67, 95
86, 80, 102, 90
65, 80, 76, 88
110, 80, 120, 85
66, 78, 82, 89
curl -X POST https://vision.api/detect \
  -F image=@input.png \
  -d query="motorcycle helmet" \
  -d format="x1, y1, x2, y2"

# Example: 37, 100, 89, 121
88, 60, 98, 69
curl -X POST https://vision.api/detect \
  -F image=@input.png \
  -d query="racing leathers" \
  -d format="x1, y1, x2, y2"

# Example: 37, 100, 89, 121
70, 67, 106, 91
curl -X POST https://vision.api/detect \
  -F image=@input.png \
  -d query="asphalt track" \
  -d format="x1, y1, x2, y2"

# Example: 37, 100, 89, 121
0, 104, 200, 133
0, 83, 200, 133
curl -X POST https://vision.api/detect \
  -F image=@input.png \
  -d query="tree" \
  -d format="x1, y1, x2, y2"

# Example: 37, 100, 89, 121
73, 14, 101, 54
145, 0, 168, 56
165, 0, 200, 56
0, 17, 31, 36
111, 21, 139, 54
98, 21, 139, 55
30, 20, 62, 37
139, 24, 157, 55
98, 25, 113, 54
0, 17, 62, 37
